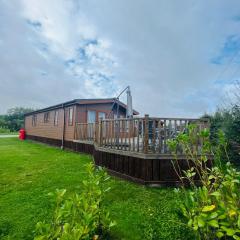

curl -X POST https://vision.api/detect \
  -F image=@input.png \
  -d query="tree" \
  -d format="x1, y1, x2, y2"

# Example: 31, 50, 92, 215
0, 107, 34, 131
210, 106, 240, 166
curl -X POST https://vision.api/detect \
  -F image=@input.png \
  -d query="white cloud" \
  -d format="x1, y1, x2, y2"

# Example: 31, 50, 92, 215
22, 1, 116, 73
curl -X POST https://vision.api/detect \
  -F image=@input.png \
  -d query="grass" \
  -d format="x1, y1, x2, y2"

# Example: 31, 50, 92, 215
0, 131, 18, 135
0, 138, 194, 240
0, 127, 18, 135
0, 128, 17, 135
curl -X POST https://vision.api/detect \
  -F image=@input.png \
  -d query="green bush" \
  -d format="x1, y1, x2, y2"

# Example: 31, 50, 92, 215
34, 163, 115, 240
210, 106, 240, 166
168, 125, 240, 239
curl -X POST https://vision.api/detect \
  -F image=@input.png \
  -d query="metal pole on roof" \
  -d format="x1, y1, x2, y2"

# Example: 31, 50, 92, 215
116, 97, 120, 118
108, 86, 133, 147
126, 86, 133, 118
107, 85, 130, 118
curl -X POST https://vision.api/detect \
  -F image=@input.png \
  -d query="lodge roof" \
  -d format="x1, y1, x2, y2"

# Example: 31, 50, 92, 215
24, 98, 139, 116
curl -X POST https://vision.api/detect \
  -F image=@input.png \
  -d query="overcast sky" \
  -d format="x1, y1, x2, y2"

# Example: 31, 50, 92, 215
0, 0, 240, 117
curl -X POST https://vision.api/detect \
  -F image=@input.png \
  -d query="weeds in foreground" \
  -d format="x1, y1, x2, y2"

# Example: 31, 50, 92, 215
34, 163, 115, 240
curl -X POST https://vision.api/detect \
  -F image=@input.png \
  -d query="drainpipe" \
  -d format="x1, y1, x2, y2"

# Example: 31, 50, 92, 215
61, 103, 66, 149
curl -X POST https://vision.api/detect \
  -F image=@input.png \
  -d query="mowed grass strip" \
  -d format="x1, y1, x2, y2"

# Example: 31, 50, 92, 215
0, 138, 193, 240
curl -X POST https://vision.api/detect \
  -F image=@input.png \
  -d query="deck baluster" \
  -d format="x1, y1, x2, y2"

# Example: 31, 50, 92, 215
144, 114, 149, 154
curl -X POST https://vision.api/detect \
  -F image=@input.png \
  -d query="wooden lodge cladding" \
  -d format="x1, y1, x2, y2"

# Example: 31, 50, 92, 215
24, 98, 138, 141
25, 107, 71, 140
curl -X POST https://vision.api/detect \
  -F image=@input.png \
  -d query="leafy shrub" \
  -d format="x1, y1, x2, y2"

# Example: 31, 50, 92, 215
210, 106, 240, 166
34, 163, 115, 240
168, 125, 240, 239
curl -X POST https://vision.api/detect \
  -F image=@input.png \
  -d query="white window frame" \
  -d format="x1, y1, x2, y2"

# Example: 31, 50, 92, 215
98, 112, 106, 121
32, 115, 37, 126
68, 107, 73, 126
54, 110, 59, 126
44, 112, 50, 123
87, 110, 96, 123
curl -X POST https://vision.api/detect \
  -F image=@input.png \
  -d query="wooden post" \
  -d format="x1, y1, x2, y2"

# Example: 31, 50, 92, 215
95, 123, 97, 142
163, 119, 167, 153
158, 120, 162, 153
144, 114, 149, 154
74, 122, 77, 140
152, 119, 156, 153
137, 119, 140, 152
94, 122, 96, 142
98, 118, 103, 147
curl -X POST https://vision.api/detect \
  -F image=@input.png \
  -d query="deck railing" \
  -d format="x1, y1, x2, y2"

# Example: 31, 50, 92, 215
75, 123, 97, 142
75, 115, 209, 154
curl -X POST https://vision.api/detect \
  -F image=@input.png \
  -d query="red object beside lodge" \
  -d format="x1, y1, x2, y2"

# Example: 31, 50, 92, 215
19, 128, 25, 140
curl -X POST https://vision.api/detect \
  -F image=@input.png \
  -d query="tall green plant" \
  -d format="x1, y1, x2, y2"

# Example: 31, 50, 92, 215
168, 125, 240, 239
34, 163, 115, 240
210, 106, 240, 166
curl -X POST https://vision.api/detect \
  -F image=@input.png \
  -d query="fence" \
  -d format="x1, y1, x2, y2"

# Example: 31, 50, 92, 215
75, 115, 209, 155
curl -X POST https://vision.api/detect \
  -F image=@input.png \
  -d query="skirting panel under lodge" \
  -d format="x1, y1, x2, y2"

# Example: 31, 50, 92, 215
25, 135, 94, 155
26, 135, 62, 147
25, 135, 204, 186
93, 149, 192, 186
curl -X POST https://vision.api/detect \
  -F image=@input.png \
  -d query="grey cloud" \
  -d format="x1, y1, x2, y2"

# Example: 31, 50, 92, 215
0, 1, 85, 112
1, 0, 240, 117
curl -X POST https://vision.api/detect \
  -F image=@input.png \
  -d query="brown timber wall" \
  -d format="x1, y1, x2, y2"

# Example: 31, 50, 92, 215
75, 103, 126, 123
25, 106, 76, 141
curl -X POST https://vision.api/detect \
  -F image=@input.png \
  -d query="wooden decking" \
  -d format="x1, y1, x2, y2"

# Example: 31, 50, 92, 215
73, 116, 209, 186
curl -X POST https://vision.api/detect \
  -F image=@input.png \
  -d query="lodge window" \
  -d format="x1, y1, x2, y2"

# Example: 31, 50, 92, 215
87, 110, 96, 123
98, 112, 106, 120
68, 107, 73, 126
32, 115, 37, 126
54, 110, 59, 126
44, 112, 50, 123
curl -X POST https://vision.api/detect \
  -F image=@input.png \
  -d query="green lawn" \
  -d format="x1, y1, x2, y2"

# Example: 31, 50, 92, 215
0, 138, 194, 240
0, 132, 18, 135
